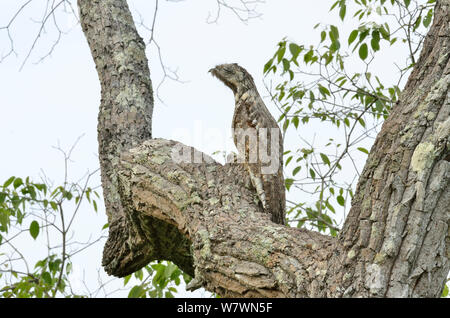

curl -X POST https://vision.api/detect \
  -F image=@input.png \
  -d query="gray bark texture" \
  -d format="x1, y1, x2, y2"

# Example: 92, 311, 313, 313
78, 0, 450, 297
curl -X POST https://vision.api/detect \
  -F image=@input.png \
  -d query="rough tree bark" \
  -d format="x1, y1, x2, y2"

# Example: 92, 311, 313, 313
78, 0, 449, 297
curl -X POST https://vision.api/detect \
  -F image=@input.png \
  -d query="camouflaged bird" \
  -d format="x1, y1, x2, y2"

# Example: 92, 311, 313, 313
209, 63, 286, 225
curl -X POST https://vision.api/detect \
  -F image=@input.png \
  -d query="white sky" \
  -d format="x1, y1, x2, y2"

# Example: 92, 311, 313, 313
0, 0, 411, 297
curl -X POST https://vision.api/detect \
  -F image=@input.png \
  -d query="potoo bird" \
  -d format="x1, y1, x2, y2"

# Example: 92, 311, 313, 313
209, 63, 286, 225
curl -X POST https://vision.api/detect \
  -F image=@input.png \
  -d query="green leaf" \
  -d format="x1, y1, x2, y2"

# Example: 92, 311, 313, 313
358, 11, 365, 20
263, 59, 273, 74
304, 49, 313, 64
30, 220, 40, 240
403, 0, 411, 8
285, 156, 293, 167
423, 9, 433, 28
357, 147, 369, 155
358, 29, 369, 44
413, 16, 422, 31
309, 169, 316, 180
27, 186, 37, 200
123, 274, 132, 286
288, 70, 294, 81
359, 43, 368, 60
322, 52, 333, 65
285, 178, 294, 191
329, 40, 340, 52
372, 29, 380, 41
64, 190, 73, 200
165, 291, 174, 298
278, 90, 285, 102
277, 46, 286, 63
49, 259, 61, 273
376, 5, 382, 15
375, 100, 384, 112
330, 25, 339, 40
3, 176, 15, 188
35, 259, 46, 269
320, 153, 331, 166
344, 118, 350, 127
379, 25, 390, 40
41, 272, 52, 285
0, 210, 10, 231
134, 269, 144, 281
34, 183, 46, 194
292, 116, 299, 129
339, 4, 346, 20
282, 58, 290, 72
50, 201, 58, 211
318, 85, 331, 97
66, 262, 72, 275
320, 31, 326, 43
128, 285, 145, 298
330, 0, 340, 11
13, 178, 23, 189
358, 118, 366, 128
442, 283, 449, 297
289, 43, 302, 58
309, 90, 315, 103
292, 166, 301, 176
283, 119, 290, 132
371, 31, 380, 51
0, 192, 6, 204
164, 263, 177, 279
371, 37, 380, 51
348, 29, 358, 45
337, 195, 345, 207
325, 200, 336, 214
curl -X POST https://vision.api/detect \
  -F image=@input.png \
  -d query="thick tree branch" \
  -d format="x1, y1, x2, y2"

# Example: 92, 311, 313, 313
115, 139, 335, 297
78, 0, 155, 276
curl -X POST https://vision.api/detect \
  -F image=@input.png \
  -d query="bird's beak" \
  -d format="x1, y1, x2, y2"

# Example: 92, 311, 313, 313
208, 68, 218, 78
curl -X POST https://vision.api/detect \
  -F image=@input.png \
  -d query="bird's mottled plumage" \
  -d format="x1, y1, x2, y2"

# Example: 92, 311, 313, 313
210, 63, 286, 225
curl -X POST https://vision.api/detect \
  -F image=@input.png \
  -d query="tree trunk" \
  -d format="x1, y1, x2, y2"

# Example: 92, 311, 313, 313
78, 0, 450, 297
327, 0, 450, 296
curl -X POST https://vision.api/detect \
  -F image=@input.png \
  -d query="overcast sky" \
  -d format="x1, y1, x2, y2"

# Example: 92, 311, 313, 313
0, 0, 410, 297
